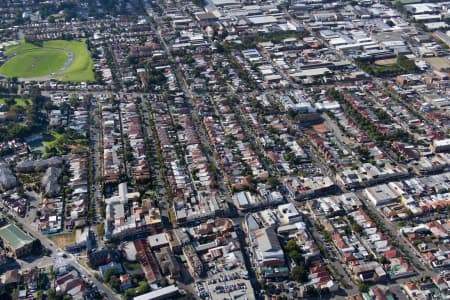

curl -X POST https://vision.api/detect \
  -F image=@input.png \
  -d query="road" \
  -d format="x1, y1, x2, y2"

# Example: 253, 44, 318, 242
355, 191, 431, 274
307, 218, 359, 297
147, 9, 234, 202
8, 212, 120, 300
322, 113, 354, 154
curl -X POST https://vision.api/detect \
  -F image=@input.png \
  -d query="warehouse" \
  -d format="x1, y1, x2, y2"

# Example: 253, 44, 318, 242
133, 285, 180, 300
0, 224, 36, 258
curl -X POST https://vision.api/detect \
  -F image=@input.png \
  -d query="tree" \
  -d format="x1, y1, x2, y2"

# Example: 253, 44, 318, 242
290, 251, 304, 265
291, 266, 309, 283
97, 223, 105, 237
358, 282, 369, 293
46, 289, 67, 300
31, 239, 42, 255
48, 265, 55, 280
285, 240, 298, 253
268, 177, 281, 188
36, 290, 44, 300
351, 222, 363, 234
379, 256, 389, 265
125, 288, 135, 298
109, 276, 120, 292
103, 269, 119, 283
136, 281, 150, 294
285, 240, 305, 264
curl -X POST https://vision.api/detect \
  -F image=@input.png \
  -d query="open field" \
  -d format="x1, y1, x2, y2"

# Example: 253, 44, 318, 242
0, 98, 30, 107
0, 39, 95, 82
3, 42, 38, 56
0, 48, 67, 78
48, 232, 76, 248
43, 132, 65, 148
14, 98, 29, 107
374, 58, 397, 66
424, 57, 450, 71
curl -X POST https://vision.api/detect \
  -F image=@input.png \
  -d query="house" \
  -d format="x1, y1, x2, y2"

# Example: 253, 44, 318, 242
88, 249, 122, 268
0, 163, 17, 191
119, 274, 133, 291
155, 247, 180, 278
352, 261, 387, 282
1, 269, 20, 287
99, 262, 124, 280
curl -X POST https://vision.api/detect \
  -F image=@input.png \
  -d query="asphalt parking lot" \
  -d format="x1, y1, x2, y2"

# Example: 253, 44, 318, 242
195, 267, 255, 300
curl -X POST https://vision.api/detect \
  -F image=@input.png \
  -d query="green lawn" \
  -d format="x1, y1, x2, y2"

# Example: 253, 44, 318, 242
42, 131, 88, 157
0, 39, 95, 82
0, 98, 29, 107
3, 42, 38, 56
43, 132, 64, 148
0, 49, 68, 78
50, 39, 95, 82
13, 98, 29, 107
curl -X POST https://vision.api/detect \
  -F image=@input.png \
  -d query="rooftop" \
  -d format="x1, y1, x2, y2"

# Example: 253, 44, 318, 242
0, 224, 35, 250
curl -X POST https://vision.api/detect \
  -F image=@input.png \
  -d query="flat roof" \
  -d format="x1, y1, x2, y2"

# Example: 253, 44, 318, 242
0, 224, 35, 250
247, 16, 278, 25
133, 285, 179, 300
211, 0, 239, 5
147, 233, 169, 248
291, 68, 332, 77
433, 139, 450, 147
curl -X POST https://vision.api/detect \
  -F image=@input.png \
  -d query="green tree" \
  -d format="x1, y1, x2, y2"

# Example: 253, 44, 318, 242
103, 269, 119, 283
136, 281, 150, 294
31, 239, 42, 255
379, 256, 389, 265
125, 288, 135, 298
97, 223, 105, 237
351, 223, 363, 234
291, 266, 309, 282
359, 282, 369, 293
36, 290, 44, 300
109, 276, 120, 292
268, 177, 281, 188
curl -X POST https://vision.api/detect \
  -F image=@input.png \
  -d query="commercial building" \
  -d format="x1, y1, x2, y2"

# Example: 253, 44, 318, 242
133, 285, 180, 300
365, 184, 399, 206
432, 139, 450, 153
251, 226, 288, 279
0, 224, 36, 258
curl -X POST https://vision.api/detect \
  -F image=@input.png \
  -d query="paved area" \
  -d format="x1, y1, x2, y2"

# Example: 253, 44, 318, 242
195, 267, 254, 300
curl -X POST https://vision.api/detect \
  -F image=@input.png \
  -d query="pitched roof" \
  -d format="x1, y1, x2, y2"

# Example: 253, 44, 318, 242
256, 227, 282, 252
0, 224, 35, 250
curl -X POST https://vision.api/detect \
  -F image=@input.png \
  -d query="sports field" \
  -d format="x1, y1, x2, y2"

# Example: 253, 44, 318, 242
374, 58, 397, 66
0, 39, 95, 82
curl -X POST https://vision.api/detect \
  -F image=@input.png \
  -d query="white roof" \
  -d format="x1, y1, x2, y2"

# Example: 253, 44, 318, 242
133, 285, 179, 300
291, 68, 332, 77
248, 16, 278, 25
147, 233, 169, 248
434, 139, 450, 147
211, 0, 239, 5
